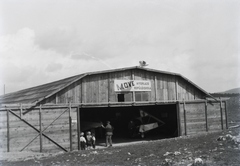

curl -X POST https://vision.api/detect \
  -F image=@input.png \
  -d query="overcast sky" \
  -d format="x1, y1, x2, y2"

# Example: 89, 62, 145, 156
0, 0, 239, 95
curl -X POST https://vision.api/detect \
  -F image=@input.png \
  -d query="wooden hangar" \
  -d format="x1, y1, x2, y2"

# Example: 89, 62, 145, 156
0, 66, 228, 153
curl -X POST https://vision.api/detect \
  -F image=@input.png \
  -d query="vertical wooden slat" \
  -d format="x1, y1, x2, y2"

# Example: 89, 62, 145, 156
175, 76, 178, 101
176, 102, 181, 136
56, 93, 58, 104
69, 103, 72, 151
224, 101, 228, 129
183, 99, 187, 135
154, 76, 157, 101
77, 106, 80, 150
7, 108, 10, 152
81, 79, 83, 103
205, 100, 208, 132
39, 105, 42, 152
108, 73, 110, 103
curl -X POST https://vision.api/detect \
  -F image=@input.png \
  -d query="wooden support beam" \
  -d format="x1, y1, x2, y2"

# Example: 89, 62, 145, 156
7, 108, 10, 152
176, 102, 181, 136
175, 76, 178, 101
77, 106, 80, 150
154, 76, 157, 101
39, 105, 43, 152
22, 105, 39, 115
205, 100, 208, 132
69, 103, 72, 151
224, 101, 228, 129
220, 98, 223, 130
183, 99, 187, 135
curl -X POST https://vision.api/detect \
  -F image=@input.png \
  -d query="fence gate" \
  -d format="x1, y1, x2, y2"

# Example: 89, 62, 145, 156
0, 104, 78, 153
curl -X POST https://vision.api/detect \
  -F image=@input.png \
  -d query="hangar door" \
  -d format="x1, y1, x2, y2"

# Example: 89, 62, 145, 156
80, 104, 178, 140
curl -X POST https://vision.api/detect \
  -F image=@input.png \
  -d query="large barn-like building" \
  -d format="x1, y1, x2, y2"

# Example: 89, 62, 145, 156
0, 66, 228, 152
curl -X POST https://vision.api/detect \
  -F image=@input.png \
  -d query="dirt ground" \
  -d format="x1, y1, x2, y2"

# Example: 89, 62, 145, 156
1, 104, 240, 166
0, 126, 239, 166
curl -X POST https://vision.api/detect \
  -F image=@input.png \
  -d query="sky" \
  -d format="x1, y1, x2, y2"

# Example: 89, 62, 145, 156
0, 0, 239, 95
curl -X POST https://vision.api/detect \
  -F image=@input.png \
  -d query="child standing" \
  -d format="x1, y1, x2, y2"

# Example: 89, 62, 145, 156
86, 131, 96, 149
80, 132, 86, 150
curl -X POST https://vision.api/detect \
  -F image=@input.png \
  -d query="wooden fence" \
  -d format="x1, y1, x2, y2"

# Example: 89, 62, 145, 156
178, 100, 228, 135
0, 104, 79, 153
0, 99, 228, 153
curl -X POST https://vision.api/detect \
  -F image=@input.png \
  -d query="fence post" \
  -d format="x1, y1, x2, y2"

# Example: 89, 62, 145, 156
39, 105, 43, 152
69, 103, 72, 151
7, 108, 10, 152
205, 100, 208, 132
220, 98, 223, 130
176, 101, 181, 136
224, 101, 228, 129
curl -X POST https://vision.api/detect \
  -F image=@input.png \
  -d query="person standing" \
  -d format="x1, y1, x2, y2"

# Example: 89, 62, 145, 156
102, 121, 113, 147
85, 131, 96, 149
86, 131, 93, 150
80, 132, 86, 150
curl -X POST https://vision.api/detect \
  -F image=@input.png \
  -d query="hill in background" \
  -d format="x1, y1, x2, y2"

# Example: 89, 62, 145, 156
221, 87, 240, 94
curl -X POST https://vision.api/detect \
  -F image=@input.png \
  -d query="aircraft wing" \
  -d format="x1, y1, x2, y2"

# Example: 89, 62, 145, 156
81, 121, 103, 131
139, 122, 159, 132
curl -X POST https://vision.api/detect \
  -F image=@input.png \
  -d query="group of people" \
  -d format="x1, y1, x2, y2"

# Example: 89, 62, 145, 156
80, 131, 96, 150
80, 121, 114, 150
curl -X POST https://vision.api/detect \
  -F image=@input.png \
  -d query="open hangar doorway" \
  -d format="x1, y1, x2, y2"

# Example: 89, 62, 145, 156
79, 104, 178, 143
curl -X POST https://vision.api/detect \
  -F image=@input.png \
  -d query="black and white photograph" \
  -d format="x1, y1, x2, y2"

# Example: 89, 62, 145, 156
0, 0, 239, 165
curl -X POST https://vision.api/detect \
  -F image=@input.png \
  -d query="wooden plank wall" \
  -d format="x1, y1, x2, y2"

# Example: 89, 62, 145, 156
109, 70, 132, 102
179, 101, 226, 136
0, 106, 77, 153
44, 69, 206, 104
177, 79, 202, 101
207, 102, 226, 131
0, 111, 7, 152
180, 102, 206, 135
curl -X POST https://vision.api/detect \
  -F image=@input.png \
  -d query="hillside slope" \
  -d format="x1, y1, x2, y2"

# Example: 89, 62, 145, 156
223, 87, 240, 94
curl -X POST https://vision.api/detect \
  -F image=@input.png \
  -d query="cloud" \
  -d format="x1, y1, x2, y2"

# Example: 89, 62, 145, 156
46, 62, 63, 72
0, 27, 117, 94
0, 0, 239, 95
35, 27, 81, 56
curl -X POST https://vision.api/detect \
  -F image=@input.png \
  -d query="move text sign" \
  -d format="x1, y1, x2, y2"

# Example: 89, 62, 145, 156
114, 80, 151, 92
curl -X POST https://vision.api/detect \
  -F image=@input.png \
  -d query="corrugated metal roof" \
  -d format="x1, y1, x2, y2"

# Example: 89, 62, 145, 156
0, 66, 210, 105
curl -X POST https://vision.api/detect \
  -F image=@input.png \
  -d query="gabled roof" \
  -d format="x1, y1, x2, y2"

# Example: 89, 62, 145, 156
0, 74, 86, 104
0, 66, 210, 105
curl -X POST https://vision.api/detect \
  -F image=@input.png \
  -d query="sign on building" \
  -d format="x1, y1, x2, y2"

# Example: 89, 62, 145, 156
114, 80, 151, 92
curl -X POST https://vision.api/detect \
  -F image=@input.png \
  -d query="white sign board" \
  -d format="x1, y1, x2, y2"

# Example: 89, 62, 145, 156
114, 80, 151, 92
